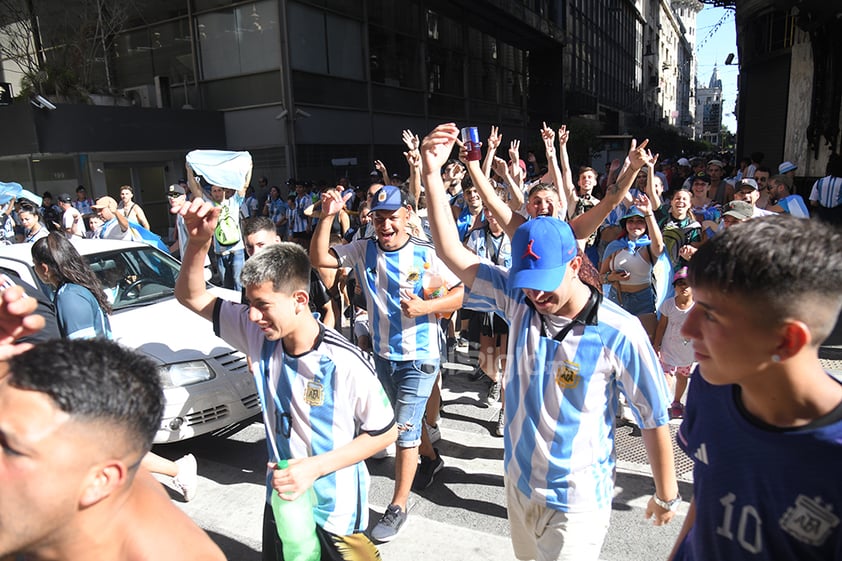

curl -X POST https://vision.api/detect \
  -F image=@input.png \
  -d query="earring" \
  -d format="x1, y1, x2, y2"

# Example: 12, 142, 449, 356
771, 354, 781, 363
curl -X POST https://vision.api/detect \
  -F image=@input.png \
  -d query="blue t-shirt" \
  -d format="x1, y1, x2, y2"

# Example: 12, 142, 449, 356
54, 283, 111, 340
674, 369, 842, 560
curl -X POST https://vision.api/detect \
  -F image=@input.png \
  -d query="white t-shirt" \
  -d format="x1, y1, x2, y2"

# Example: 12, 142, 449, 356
62, 207, 86, 238
658, 297, 695, 367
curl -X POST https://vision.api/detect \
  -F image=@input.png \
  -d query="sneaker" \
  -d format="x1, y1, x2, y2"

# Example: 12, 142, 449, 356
669, 402, 685, 419
412, 448, 444, 491
425, 421, 441, 444
486, 380, 501, 405
494, 408, 505, 437
172, 454, 198, 502
371, 504, 408, 543
371, 443, 396, 459
468, 366, 486, 382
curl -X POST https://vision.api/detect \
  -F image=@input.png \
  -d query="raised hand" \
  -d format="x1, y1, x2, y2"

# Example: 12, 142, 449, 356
487, 125, 502, 152
540, 122, 556, 153
627, 139, 650, 169
508, 139, 520, 164
558, 124, 570, 147
173, 198, 221, 244
374, 159, 387, 174
402, 129, 420, 151
634, 193, 653, 214
420, 123, 460, 174
320, 189, 352, 218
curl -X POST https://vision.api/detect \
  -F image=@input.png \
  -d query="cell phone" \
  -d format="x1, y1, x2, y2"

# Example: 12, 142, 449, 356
615, 269, 628, 276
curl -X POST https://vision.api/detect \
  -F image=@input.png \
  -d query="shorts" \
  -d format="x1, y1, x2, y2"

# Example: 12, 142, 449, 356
661, 361, 693, 377
609, 285, 655, 316
262, 503, 380, 561
506, 479, 610, 561
479, 311, 509, 339
373, 355, 439, 448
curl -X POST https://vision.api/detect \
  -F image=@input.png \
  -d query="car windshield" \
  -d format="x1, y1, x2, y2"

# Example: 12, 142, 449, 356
86, 247, 181, 311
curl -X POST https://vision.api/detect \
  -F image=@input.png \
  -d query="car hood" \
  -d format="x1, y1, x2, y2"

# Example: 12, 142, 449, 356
110, 289, 241, 365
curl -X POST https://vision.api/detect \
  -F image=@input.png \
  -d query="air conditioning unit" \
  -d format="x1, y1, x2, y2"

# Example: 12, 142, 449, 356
123, 85, 156, 108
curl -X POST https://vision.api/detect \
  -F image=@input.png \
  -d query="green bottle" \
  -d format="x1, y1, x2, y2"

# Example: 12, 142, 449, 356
271, 460, 321, 561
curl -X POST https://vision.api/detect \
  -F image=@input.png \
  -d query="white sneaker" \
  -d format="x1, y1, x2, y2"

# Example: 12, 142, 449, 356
372, 443, 396, 459
425, 421, 441, 444
172, 454, 198, 502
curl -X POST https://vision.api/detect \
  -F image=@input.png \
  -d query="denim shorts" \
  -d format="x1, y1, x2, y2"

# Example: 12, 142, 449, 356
609, 284, 655, 316
373, 355, 439, 448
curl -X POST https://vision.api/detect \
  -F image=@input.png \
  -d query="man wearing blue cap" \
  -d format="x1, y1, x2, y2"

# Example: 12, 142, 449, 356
311, 182, 464, 542
420, 123, 680, 561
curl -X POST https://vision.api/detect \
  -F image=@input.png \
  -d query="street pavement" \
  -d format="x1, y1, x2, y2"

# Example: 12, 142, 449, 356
153, 350, 695, 561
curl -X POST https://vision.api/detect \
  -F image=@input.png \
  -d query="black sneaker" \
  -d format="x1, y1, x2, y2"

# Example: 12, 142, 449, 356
412, 448, 444, 491
494, 408, 505, 437
486, 380, 501, 405
371, 504, 408, 543
468, 366, 486, 382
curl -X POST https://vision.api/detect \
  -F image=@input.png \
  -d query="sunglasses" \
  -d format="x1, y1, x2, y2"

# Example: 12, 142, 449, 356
167, 193, 184, 198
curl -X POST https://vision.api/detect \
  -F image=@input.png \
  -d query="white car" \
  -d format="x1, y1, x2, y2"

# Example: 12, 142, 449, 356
0, 239, 260, 443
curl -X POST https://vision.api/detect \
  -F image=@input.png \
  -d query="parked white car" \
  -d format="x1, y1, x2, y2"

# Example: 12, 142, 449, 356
0, 238, 260, 443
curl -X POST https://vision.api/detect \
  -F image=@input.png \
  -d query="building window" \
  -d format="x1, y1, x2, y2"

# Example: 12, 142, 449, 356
288, 3, 363, 80
196, 1, 281, 80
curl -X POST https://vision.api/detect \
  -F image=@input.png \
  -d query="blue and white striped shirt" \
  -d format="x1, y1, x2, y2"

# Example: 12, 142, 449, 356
809, 175, 842, 209
777, 194, 810, 218
465, 263, 670, 513
215, 301, 395, 536
333, 236, 460, 361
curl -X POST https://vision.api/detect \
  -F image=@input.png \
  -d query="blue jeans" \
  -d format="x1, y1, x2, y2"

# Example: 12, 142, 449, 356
373, 355, 439, 448
609, 284, 655, 316
216, 248, 244, 292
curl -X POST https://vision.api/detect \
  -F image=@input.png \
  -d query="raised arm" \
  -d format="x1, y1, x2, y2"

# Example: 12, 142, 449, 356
540, 122, 567, 218
173, 199, 222, 322
374, 159, 389, 186
482, 125, 502, 178
644, 151, 662, 210
635, 193, 663, 258
309, 190, 347, 269
467, 145, 525, 240
557, 124, 579, 218
569, 139, 650, 241
185, 162, 205, 201
491, 156, 524, 212
420, 123, 482, 289
404, 149, 422, 207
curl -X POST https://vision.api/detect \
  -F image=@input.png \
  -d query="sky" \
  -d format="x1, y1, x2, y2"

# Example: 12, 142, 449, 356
695, 5, 738, 132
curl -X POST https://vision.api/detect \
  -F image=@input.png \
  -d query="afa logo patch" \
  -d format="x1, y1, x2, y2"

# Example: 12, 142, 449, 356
555, 360, 580, 389
780, 495, 839, 547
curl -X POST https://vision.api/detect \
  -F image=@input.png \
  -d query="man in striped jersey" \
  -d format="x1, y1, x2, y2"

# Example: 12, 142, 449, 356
174, 198, 397, 561
808, 153, 842, 225
312, 184, 464, 542
420, 123, 680, 561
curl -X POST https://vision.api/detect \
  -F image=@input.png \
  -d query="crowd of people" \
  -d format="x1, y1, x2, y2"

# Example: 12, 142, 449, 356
0, 123, 841, 561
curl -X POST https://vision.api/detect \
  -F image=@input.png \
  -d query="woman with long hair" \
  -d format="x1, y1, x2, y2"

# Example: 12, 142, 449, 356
31, 233, 198, 501
32, 233, 112, 339
599, 194, 664, 339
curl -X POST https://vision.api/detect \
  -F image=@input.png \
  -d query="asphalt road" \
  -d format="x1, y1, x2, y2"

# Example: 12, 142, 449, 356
153, 360, 692, 561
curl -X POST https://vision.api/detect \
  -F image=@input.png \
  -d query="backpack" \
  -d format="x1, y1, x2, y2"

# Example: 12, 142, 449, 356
214, 203, 241, 246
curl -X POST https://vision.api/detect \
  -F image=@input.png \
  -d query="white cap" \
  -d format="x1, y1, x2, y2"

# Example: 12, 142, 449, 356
778, 161, 797, 174
677, 158, 691, 167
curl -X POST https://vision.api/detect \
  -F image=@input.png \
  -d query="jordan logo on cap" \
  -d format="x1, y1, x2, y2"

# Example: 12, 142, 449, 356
522, 239, 540, 260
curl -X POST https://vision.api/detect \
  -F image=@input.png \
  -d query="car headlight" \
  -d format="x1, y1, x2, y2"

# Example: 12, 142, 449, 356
159, 361, 215, 388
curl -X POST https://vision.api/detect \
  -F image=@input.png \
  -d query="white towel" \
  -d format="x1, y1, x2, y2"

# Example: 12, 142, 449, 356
186, 150, 253, 190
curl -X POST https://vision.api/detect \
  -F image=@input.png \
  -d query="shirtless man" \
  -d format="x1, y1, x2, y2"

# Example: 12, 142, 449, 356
0, 323, 224, 561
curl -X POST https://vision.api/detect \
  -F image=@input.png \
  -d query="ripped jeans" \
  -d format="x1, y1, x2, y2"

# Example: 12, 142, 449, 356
373, 355, 439, 448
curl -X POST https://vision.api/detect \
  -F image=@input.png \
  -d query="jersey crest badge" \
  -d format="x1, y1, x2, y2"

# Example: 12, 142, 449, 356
406, 266, 421, 284
779, 495, 839, 546
304, 380, 324, 407
555, 360, 580, 389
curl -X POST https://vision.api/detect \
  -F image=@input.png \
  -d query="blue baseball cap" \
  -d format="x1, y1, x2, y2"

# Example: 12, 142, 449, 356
369, 185, 409, 212
508, 216, 577, 292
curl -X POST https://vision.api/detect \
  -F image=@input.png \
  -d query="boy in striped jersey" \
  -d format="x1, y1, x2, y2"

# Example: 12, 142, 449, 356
420, 123, 679, 561
174, 198, 397, 561
312, 184, 464, 542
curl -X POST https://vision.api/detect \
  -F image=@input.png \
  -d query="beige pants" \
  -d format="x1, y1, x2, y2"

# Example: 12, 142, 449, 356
506, 479, 611, 561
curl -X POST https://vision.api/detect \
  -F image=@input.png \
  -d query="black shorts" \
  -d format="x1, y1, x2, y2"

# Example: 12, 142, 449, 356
262, 502, 380, 561
479, 311, 509, 339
